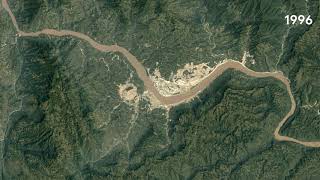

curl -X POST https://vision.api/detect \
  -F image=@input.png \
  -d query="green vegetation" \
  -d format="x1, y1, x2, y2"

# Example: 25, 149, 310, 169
280, 0, 320, 141
1, 0, 320, 179
9, 0, 301, 76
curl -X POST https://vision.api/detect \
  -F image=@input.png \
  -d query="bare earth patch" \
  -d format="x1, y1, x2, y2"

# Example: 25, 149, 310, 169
150, 62, 215, 96
118, 83, 139, 105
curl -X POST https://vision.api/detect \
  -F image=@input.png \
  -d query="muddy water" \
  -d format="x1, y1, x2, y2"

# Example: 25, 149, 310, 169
2, 0, 320, 147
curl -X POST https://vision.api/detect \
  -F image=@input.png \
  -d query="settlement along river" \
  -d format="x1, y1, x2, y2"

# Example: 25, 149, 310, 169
2, 0, 320, 147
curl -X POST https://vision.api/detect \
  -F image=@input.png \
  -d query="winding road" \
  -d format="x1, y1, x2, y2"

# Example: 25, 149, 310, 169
2, 0, 320, 147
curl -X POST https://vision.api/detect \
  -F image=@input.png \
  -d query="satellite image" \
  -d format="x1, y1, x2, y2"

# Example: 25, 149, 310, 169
0, 0, 320, 179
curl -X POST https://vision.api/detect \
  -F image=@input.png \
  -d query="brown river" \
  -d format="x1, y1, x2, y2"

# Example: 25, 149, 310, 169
2, 0, 320, 147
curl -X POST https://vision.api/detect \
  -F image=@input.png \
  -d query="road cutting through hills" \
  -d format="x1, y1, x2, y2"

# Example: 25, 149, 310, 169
2, 0, 320, 147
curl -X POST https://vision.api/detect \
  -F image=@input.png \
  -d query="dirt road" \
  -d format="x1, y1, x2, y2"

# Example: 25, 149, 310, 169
2, 0, 320, 147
